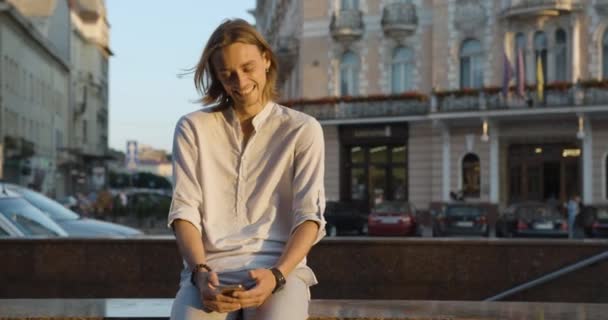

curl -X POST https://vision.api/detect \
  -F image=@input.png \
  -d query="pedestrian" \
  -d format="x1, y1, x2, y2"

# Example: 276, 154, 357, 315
567, 194, 580, 239
168, 18, 326, 320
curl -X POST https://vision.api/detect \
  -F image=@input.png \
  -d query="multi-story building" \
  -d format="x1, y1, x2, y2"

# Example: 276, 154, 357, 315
0, 0, 70, 196
254, 0, 608, 210
0, 0, 111, 197
66, 0, 112, 193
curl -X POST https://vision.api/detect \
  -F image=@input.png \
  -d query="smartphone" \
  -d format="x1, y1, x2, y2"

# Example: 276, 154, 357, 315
215, 284, 245, 295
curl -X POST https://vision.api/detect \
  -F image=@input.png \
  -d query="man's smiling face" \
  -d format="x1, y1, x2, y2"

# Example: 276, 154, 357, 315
213, 42, 271, 110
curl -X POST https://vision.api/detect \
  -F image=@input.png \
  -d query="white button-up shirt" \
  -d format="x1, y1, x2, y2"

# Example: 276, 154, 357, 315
168, 101, 326, 285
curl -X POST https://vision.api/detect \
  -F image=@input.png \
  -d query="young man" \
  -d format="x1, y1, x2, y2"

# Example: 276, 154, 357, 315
168, 19, 326, 320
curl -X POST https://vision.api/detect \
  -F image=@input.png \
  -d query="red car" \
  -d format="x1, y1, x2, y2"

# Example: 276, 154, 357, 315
367, 201, 417, 236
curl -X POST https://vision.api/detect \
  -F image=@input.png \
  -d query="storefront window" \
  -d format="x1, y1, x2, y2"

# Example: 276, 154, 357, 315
350, 146, 364, 163
346, 144, 408, 205
392, 146, 406, 163
351, 168, 366, 200
370, 145, 388, 163
392, 167, 407, 200
370, 166, 387, 205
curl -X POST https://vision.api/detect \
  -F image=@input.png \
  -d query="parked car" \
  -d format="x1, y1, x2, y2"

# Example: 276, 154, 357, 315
124, 189, 172, 221
324, 201, 368, 236
496, 202, 568, 238
0, 187, 67, 238
580, 205, 608, 238
5, 183, 143, 238
432, 203, 489, 237
367, 201, 417, 236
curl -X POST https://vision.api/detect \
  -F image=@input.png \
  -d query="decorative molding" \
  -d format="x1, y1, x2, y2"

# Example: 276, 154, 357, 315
453, 0, 487, 34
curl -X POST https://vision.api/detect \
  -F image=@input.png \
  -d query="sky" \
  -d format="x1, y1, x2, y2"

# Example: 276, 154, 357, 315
107, 0, 255, 153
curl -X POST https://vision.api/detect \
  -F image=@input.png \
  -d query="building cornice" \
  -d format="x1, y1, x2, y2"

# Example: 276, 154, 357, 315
0, 1, 70, 71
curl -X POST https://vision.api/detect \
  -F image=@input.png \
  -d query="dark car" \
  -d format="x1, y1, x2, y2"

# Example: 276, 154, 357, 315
324, 201, 368, 236
5, 184, 143, 238
0, 187, 67, 238
432, 203, 489, 237
497, 202, 568, 238
580, 205, 608, 238
367, 201, 417, 236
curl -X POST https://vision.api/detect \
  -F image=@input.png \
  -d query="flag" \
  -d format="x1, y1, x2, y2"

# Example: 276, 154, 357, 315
517, 48, 525, 97
536, 55, 544, 101
502, 52, 514, 98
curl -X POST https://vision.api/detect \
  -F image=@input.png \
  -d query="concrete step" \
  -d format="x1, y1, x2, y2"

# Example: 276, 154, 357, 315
0, 299, 606, 320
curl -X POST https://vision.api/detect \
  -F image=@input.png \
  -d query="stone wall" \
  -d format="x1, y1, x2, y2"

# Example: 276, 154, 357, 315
1, 238, 606, 302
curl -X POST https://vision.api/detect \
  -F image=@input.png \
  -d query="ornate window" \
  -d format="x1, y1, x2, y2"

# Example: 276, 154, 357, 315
459, 39, 483, 89
462, 153, 480, 198
555, 29, 567, 82
515, 33, 526, 87
391, 47, 413, 93
340, 51, 360, 96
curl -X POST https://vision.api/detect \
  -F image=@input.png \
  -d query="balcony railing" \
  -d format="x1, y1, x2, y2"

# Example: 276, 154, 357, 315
434, 82, 608, 112
285, 94, 428, 121
284, 82, 608, 121
330, 9, 364, 44
381, 1, 417, 39
501, 0, 581, 18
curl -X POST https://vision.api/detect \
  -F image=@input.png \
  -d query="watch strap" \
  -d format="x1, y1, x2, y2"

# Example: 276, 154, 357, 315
269, 267, 286, 294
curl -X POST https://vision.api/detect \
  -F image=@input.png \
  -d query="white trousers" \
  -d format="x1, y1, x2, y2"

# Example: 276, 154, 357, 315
170, 270, 310, 320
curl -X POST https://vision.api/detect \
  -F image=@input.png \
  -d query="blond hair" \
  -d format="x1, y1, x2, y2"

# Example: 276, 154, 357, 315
193, 19, 278, 107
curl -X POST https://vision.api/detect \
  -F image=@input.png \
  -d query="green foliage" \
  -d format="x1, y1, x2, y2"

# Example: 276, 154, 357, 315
109, 171, 171, 190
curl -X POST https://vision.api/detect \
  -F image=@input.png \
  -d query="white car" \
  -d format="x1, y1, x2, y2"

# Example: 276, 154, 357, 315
5, 183, 143, 238
0, 187, 67, 237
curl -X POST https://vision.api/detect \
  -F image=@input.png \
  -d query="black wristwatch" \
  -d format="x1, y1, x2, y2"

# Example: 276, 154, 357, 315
269, 267, 286, 293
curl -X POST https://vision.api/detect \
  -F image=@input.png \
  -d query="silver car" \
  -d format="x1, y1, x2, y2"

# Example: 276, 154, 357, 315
0, 187, 67, 237
5, 184, 143, 238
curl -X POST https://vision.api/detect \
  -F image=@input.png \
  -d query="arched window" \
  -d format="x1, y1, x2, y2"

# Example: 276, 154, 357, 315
534, 31, 548, 85
341, 0, 359, 10
462, 153, 480, 198
515, 33, 526, 88
340, 51, 360, 96
391, 47, 413, 93
603, 31, 608, 79
555, 29, 567, 82
460, 39, 483, 89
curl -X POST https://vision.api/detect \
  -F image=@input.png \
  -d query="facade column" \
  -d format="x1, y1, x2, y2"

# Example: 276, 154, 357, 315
489, 122, 499, 204
582, 115, 592, 204
441, 122, 451, 201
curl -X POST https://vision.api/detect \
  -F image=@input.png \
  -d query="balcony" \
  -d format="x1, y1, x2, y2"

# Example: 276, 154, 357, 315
501, 0, 581, 19
329, 9, 364, 45
596, 0, 608, 16
275, 35, 299, 81
285, 94, 428, 121
433, 81, 608, 113
381, 1, 417, 40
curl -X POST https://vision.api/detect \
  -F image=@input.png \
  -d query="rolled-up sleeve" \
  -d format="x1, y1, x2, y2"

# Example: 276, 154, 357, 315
291, 118, 326, 243
167, 117, 203, 234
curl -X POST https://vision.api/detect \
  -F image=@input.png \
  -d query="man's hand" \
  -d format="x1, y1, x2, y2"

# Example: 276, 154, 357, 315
232, 269, 276, 308
195, 272, 241, 313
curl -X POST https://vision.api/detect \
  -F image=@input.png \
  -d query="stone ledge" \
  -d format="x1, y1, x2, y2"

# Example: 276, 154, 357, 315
0, 299, 607, 320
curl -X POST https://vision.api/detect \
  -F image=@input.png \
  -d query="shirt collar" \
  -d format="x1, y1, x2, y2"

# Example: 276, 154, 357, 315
222, 101, 275, 131
251, 101, 275, 131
